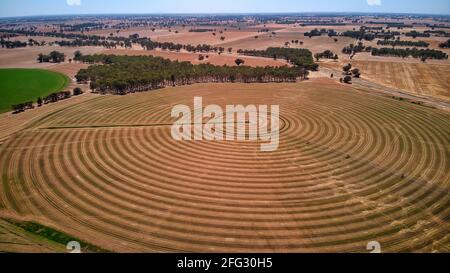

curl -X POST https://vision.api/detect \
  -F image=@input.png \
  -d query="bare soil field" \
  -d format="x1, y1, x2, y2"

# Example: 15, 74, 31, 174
0, 80, 448, 252
220, 30, 355, 54
88, 27, 174, 39
0, 46, 103, 68
88, 26, 261, 46
153, 30, 261, 46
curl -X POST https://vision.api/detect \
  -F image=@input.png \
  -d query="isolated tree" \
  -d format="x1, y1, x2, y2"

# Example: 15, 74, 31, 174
343, 63, 352, 74
37, 53, 44, 63
49, 51, 65, 63
73, 87, 83, 96
351, 68, 361, 78
343, 75, 352, 84
235, 58, 245, 66
227, 47, 233, 54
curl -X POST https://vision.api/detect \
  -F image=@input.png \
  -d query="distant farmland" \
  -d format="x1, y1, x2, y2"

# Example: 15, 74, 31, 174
0, 69, 69, 113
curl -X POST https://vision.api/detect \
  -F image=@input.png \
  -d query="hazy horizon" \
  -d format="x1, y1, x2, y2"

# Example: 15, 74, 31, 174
1, 0, 450, 18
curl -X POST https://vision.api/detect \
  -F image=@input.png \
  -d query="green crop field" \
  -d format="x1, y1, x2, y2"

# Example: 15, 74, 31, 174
0, 69, 70, 113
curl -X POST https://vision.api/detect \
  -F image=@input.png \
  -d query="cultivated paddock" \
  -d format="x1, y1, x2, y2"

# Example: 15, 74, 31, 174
322, 61, 450, 101
0, 80, 448, 252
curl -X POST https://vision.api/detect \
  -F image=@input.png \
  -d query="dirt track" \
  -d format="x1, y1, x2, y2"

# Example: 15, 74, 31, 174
0, 80, 448, 252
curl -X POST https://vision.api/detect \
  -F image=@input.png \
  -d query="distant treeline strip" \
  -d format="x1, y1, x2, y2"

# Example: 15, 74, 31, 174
377, 40, 429, 47
0, 28, 230, 54
75, 54, 311, 95
371, 47, 448, 60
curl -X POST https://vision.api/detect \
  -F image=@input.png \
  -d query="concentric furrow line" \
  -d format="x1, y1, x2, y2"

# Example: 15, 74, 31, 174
0, 82, 449, 252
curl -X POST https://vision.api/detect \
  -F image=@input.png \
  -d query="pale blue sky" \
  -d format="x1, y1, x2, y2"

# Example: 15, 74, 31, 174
0, 0, 449, 18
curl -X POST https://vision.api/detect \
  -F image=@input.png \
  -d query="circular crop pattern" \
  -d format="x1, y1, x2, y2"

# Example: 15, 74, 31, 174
0, 82, 449, 252
0, 69, 70, 113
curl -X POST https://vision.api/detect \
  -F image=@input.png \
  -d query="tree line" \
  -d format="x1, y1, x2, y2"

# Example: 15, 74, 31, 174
75, 54, 311, 95
0, 39, 27, 48
54, 39, 120, 49
371, 47, 448, 60
12, 88, 82, 114
405, 31, 431, 38
341, 30, 376, 41
188, 29, 214, 32
342, 42, 372, 56
0, 28, 105, 41
236, 47, 318, 70
12, 101, 34, 114
341, 29, 401, 41
314, 50, 338, 61
0, 28, 232, 55
304, 29, 337, 37
377, 40, 430, 47
37, 51, 66, 63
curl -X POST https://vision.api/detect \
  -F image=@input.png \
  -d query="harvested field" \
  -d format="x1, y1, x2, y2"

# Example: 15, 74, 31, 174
0, 80, 448, 252
322, 61, 450, 101
0, 93, 97, 144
